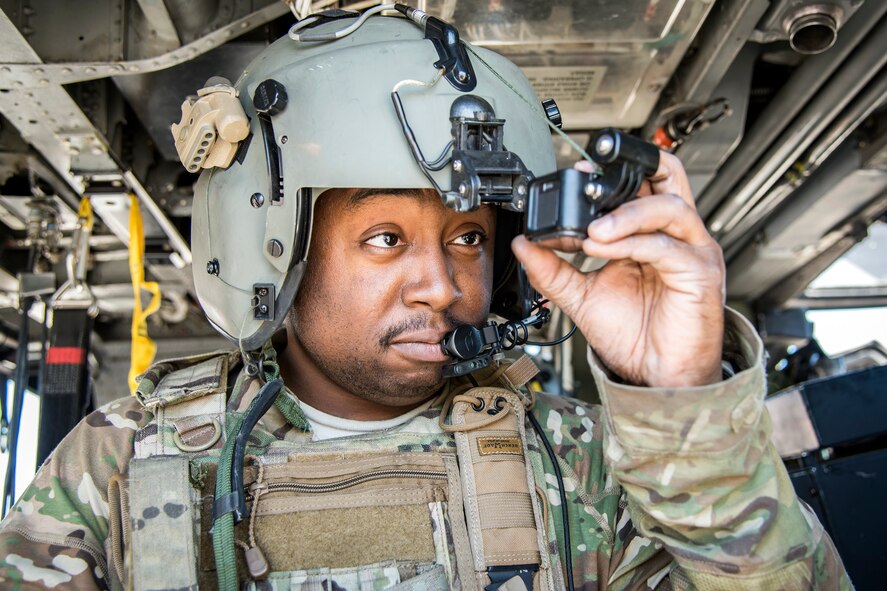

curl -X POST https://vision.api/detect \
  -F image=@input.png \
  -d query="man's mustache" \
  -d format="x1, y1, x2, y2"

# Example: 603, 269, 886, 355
378, 312, 464, 349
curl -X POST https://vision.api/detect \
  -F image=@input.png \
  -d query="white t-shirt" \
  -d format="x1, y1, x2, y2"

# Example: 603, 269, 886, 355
299, 396, 441, 441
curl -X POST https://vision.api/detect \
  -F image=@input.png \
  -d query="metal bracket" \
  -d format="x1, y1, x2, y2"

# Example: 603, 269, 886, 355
445, 95, 532, 213
18, 272, 56, 301
253, 80, 288, 206
424, 16, 477, 92
253, 284, 275, 321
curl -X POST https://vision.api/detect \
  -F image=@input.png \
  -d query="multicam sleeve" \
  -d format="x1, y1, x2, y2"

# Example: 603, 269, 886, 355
589, 307, 853, 590
0, 396, 152, 590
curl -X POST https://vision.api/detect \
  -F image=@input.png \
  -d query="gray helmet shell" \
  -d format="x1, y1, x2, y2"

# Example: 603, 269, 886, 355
191, 15, 556, 349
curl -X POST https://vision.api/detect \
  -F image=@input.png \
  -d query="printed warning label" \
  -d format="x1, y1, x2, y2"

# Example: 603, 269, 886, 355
477, 436, 523, 456
522, 66, 607, 110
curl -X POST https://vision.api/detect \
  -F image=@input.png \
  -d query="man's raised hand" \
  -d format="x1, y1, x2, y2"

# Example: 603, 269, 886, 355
511, 152, 726, 388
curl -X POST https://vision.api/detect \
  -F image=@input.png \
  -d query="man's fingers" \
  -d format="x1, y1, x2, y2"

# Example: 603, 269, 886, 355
512, 235, 587, 316
581, 233, 721, 283
533, 235, 584, 253
588, 194, 713, 246
575, 151, 694, 207
646, 151, 694, 208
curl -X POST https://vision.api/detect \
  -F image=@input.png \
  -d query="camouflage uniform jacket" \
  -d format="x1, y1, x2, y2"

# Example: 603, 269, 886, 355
0, 309, 852, 590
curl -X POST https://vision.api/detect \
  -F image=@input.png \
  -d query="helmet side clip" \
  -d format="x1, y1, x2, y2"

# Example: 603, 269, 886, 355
252, 79, 288, 206
394, 4, 477, 92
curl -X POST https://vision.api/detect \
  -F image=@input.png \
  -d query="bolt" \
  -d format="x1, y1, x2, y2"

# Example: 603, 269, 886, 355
458, 182, 467, 196
258, 287, 268, 296
280, 135, 288, 144
258, 304, 269, 315
457, 71, 468, 82
453, 160, 463, 172
585, 182, 603, 200
250, 193, 264, 208
517, 184, 527, 196
596, 134, 614, 156
206, 258, 220, 275
516, 199, 524, 210
266, 239, 284, 258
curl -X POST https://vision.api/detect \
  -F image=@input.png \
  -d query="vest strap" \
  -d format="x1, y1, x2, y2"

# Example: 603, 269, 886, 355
128, 456, 200, 590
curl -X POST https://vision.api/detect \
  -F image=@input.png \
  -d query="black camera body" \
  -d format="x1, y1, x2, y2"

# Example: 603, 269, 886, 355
526, 128, 660, 241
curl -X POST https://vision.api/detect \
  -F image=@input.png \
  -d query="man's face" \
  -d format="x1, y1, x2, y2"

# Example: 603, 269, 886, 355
288, 188, 496, 407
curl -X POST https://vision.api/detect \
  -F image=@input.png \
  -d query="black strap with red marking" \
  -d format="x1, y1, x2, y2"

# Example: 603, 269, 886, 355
37, 307, 93, 465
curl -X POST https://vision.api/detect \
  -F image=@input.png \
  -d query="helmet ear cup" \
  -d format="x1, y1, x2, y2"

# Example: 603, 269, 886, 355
490, 209, 534, 321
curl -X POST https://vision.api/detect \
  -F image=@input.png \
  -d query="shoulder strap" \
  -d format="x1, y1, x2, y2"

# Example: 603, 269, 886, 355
464, 355, 540, 392
447, 385, 554, 591
134, 350, 240, 459
128, 456, 200, 590
500, 355, 540, 390
135, 349, 239, 408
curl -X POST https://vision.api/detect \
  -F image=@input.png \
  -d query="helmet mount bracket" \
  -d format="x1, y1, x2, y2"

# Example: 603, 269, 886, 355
392, 4, 477, 92
423, 16, 477, 92
252, 79, 288, 206
445, 95, 532, 213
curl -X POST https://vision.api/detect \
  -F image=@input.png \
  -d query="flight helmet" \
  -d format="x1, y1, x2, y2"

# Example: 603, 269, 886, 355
175, 8, 557, 350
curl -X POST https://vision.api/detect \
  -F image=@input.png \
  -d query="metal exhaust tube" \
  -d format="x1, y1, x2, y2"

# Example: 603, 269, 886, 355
786, 7, 840, 55
696, 0, 887, 220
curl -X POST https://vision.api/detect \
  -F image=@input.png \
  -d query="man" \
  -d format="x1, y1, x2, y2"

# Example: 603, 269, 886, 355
0, 9, 851, 591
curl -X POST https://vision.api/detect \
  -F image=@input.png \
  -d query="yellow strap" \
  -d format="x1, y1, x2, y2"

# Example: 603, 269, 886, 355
77, 196, 94, 230
128, 195, 162, 394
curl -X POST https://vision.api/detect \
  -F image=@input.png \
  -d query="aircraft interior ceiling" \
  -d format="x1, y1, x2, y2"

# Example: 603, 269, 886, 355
0, 0, 883, 468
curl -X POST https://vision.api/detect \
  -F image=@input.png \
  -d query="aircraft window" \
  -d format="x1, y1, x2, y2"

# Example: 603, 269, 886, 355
801, 221, 887, 358
0, 383, 40, 504
806, 307, 887, 358
806, 220, 887, 292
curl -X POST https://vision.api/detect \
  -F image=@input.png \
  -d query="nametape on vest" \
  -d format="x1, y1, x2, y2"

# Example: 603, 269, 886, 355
477, 436, 523, 456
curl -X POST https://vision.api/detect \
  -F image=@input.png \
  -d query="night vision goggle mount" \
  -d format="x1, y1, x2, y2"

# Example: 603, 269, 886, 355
435, 98, 661, 237
433, 100, 661, 377
443, 95, 532, 214
401, 87, 660, 239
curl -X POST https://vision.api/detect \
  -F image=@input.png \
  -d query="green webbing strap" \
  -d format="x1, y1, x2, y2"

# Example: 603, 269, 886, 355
261, 344, 310, 431
274, 393, 310, 431
212, 357, 284, 590
213, 411, 246, 591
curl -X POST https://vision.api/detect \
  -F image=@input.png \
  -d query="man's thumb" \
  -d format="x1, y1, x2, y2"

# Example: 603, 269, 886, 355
511, 235, 582, 317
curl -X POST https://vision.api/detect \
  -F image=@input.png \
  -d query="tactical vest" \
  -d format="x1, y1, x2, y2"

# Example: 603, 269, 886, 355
107, 351, 568, 591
